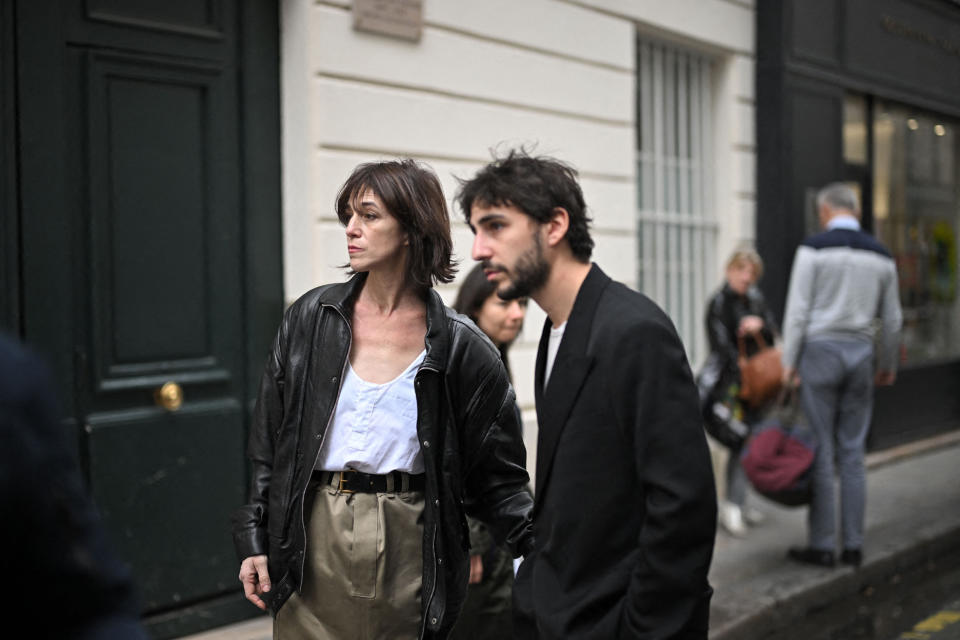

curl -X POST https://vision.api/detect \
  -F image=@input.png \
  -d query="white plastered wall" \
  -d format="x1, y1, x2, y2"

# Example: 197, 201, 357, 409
567, 0, 757, 503
280, 0, 756, 486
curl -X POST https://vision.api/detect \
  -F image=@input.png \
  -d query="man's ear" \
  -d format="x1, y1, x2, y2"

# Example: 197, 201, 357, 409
817, 203, 831, 229
545, 207, 570, 248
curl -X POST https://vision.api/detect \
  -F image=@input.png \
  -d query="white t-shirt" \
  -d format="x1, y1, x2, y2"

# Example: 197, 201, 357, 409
316, 350, 426, 474
543, 321, 567, 390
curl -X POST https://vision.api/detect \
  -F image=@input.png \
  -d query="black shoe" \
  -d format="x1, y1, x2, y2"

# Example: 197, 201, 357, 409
840, 549, 862, 567
787, 547, 835, 568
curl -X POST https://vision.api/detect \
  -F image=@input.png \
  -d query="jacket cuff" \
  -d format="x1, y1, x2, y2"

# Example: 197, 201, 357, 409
466, 517, 492, 552
233, 527, 268, 562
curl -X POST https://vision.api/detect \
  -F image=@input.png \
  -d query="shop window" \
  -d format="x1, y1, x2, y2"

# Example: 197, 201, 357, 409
636, 37, 718, 367
872, 102, 960, 365
843, 94, 869, 166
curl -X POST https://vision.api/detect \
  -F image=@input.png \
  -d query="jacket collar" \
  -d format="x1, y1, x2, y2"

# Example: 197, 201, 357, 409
316, 272, 449, 372
317, 272, 366, 320
533, 263, 610, 503
422, 288, 450, 371
826, 214, 861, 231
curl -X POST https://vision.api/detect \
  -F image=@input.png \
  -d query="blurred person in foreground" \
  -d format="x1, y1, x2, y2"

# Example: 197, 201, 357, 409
700, 248, 780, 537
0, 332, 147, 639
458, 149, 716, 639
781, 182, 902, 568
451, 263, 529, 639
232, 159, 534, 639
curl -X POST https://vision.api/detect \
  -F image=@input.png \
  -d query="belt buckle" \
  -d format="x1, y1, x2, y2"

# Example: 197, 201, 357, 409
338, 470, 355, 494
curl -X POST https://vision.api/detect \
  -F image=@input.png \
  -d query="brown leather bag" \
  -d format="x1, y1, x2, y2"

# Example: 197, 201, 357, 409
737, 332, 783, 408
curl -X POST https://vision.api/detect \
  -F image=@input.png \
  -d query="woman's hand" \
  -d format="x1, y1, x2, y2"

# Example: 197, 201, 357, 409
468, 554, 484, 584
875, 370, 896, 386
239, 555, 271, 610
782, 367, 800, 387
737, 315, 764, 336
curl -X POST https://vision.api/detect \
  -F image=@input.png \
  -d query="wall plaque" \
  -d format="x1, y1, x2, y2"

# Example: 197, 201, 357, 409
353, 0, 423, 42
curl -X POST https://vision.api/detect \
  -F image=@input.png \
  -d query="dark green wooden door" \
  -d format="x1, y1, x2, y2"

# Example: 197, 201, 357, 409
15, 1, 281, 635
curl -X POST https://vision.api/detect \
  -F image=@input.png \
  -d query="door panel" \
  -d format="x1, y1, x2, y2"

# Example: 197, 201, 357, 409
86, 402, 245, 609
86, 0, 220, 30
93, 56, 214, 362
67, 0, 229, 56
84, 50, 240, 382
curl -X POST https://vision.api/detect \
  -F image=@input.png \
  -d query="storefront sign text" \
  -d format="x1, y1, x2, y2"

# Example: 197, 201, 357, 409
881, 14, 960, 59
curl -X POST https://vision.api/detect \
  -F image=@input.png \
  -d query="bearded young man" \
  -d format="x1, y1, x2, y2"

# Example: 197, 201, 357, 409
458, 150, 717, 639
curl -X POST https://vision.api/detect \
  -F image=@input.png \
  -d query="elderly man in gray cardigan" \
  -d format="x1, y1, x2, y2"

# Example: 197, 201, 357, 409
781, 182, 902, 569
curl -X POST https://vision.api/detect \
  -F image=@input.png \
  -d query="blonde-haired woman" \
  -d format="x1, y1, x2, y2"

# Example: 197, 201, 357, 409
702, 248, 780, 537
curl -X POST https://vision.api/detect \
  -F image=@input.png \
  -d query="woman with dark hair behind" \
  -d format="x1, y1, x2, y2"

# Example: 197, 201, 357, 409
453, 264, 527, 379
232, 159, 534, 639
450, 263, 528, 639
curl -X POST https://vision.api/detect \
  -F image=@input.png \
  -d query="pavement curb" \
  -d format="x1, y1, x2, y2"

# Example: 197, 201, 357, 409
864, 430, 960, 471
709, 503, 960, 639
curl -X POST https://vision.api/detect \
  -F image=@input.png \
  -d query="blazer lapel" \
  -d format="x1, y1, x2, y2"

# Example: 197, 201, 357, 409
533, 264, 610, 508
533, 319, 549, 420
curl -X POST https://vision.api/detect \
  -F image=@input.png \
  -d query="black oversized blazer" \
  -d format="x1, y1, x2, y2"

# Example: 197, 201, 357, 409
513, 264, 717, 639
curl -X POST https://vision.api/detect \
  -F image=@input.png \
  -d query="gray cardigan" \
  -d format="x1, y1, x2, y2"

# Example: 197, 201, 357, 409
782, 225, 902, 372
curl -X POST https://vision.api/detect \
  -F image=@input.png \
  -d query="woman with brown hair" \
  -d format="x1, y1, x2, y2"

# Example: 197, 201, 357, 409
232, 159, 534, 639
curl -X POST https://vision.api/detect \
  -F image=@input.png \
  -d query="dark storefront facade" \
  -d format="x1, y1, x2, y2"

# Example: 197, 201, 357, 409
758, 0, 960, 450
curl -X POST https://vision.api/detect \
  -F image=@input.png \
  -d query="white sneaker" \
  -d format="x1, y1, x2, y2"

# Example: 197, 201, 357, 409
719, 502, 748, 537
743, 506, 767, 526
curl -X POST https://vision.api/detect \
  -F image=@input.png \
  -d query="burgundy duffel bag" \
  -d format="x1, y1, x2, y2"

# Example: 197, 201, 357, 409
741, 391, 815, 506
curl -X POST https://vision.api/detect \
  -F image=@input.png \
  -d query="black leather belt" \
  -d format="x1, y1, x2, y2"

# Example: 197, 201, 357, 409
316, 469, 426, 494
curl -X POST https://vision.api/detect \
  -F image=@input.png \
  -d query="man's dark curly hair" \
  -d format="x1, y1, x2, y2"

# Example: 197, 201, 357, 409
456, 149, 594, 262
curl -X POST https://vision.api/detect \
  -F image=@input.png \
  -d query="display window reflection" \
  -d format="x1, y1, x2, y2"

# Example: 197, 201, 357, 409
872, 102, 960, 365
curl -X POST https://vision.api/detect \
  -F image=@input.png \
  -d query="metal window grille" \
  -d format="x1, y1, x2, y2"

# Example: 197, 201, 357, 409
637, 38, 718, 367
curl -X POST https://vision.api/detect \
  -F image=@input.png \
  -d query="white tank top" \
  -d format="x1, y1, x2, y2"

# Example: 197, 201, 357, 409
316, 350, 426, 474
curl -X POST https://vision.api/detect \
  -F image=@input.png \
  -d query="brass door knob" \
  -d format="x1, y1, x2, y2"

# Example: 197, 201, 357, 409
155, 381, 184, 411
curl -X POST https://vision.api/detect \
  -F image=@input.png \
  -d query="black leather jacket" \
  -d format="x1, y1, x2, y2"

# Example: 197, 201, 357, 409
231, 274, 534, 638
705, 283, 779, 370
698, 284, 780, 424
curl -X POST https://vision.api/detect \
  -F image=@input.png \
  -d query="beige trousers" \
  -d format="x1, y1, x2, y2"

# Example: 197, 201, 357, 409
274, 479, 425, 640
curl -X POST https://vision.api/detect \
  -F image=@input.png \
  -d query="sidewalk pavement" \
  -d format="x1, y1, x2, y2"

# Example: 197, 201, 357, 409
178, 431, 960, 640
709, 430, 960, 639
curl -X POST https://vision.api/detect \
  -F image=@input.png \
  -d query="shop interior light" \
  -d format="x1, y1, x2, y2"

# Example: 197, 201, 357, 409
907, 118, 919, 130
934, 124, 947, 136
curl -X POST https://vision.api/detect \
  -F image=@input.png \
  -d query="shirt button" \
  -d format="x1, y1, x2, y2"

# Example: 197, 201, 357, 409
431, 617, 438, 625
422, 440, 430, 448
331, 376, 337, 383
438, 558, 444, 565
434, 499, 440, 507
